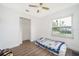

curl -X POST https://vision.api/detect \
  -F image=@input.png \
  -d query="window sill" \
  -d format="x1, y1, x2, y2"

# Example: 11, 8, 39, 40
52, 34, 73, 39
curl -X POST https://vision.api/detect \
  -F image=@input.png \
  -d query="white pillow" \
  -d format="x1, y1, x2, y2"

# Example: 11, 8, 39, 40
54, 42, 62, 50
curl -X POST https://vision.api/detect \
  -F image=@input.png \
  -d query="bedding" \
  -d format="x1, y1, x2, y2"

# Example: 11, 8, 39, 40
35, 37, 67, 56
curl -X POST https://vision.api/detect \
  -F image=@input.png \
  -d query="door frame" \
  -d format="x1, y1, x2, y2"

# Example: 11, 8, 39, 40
19, 17, 31, 42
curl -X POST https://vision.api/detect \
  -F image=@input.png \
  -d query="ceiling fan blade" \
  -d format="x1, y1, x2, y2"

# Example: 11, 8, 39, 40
42, 7, 49, 10
29, 5, 38, 7
39, 3, 43, 6
37, 9, 40, 13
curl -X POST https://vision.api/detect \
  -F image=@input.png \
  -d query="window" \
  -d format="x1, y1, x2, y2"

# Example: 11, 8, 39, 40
52, 16, 73, 38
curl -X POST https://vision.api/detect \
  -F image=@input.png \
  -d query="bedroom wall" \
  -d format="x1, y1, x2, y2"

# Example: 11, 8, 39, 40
31, 18, 41, 41
0, 4, 32, 49
31, 4, 79, 51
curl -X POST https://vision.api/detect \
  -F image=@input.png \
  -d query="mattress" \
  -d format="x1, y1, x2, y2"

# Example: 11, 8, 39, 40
36, 37, 67, 56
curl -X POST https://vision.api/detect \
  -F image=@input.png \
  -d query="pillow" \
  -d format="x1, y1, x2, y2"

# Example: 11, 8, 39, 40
54, 42, 64, 51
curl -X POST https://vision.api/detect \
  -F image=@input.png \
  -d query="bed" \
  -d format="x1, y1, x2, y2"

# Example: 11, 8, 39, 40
35, 37, 67, 56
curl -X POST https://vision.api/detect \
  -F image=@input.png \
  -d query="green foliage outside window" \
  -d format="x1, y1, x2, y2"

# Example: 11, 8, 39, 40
52, 16, 72, 37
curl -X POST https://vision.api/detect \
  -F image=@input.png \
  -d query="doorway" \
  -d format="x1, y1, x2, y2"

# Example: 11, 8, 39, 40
20, 17, 31, 42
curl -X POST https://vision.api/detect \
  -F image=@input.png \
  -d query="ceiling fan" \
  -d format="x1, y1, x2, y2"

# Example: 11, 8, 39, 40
25, 3, 49, 13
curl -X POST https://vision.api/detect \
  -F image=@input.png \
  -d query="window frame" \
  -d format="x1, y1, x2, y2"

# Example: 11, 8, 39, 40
51, 15, 74, 39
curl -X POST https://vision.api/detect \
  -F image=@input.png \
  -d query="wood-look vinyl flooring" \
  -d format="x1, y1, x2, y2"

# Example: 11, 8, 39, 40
11, 40, 74, 56
11, 40, 55, 56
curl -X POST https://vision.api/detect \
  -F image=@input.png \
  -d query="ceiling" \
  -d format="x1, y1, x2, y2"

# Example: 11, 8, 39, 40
1, 3, 77, 18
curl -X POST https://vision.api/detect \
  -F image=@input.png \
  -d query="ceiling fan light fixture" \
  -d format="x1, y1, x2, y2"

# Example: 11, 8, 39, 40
37, 9, 39, 13
25, 9, 29, 12
40, 3, 43, 6
26, 3, 50, 13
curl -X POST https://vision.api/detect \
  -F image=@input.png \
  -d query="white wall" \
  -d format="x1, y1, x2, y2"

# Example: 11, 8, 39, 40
31, 18, 41, 41
31, 4, 79, 51
0, 4, 32, 49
